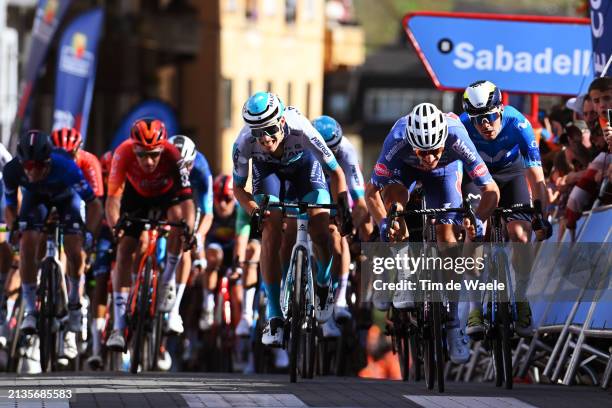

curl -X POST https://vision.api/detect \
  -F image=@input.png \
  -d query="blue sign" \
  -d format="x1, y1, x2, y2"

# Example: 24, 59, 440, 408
52, 8, 104, 141
109, 100, 179, 150
590, 0, 612, 76
405, 13, 593, 95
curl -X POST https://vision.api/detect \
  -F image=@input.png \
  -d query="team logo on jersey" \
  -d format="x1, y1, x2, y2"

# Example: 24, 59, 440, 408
374, 163, 392, 178
310, 136, 332, 158
518, 120, 531, 129
451, 139, 477, 163
469, 163, 488, 179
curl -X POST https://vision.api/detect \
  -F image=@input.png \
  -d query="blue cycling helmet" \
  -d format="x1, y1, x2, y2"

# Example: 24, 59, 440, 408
312, 115, 343, 150
242, 92, 285, 128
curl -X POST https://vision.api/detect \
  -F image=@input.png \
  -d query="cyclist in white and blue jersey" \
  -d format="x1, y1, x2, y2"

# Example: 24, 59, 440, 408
312, 115, 373, 338
461, 80, 552, 338
365, 103, 500, 364
162, 135, 213, 335
232, 92, 350, 346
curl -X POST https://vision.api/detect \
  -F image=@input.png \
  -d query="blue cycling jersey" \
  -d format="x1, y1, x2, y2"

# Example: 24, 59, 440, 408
190, 151, 213, 215
371, 114, 494, 188
3, 149, 95, 207
460, 105, 542, 172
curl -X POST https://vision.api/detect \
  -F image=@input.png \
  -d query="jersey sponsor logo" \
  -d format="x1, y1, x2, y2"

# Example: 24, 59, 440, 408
374, 163, 392, 178
518, 120, 531, 129
530, 140, 538, 148
309, 136, 333, 158
179, 165, 191, 188
469, 162, 488, 179
452, 138, 477, 163
232, 145, 240, 165
384, 137, 409, 161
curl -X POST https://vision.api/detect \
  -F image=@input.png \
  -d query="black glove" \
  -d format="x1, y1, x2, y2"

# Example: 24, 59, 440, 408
532, 216, 553, 241
250, 207, 264, 233
337, 193, 353, 236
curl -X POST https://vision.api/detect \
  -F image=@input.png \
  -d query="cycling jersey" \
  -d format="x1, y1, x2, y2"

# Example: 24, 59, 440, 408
0, 144, 12, 224
190, 151, 213, 215
4, 149, 95, 207
371, 114, 493, 225
334, 137, 365, 200
460, 105, 542, 172
232, 106, 339, 189
75, 150, 104, 198
108, 139, 192, 199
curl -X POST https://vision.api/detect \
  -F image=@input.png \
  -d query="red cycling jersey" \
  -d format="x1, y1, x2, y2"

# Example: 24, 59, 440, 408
108, 139, 192, 198
75, 150, 104, 197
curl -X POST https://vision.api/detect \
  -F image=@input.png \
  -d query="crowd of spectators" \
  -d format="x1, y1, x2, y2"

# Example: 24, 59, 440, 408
535, 76, 612, 240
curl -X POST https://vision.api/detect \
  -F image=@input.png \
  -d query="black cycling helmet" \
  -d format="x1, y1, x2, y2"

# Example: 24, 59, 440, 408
17, 130, 53, 162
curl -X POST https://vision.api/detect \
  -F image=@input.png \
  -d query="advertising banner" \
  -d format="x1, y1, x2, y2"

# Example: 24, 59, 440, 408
590, 0, 612, 76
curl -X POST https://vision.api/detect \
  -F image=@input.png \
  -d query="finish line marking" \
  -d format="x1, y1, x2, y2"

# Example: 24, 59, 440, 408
404, 395, 539, 408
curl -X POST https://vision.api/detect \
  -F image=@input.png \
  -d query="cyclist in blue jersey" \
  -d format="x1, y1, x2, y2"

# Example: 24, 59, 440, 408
165, 135, 213, 334
233, 92, 349, 346
3, 131, 103, 335
312, 115, 373, 337
365, 103, 500, 364
461, 80, 552, 338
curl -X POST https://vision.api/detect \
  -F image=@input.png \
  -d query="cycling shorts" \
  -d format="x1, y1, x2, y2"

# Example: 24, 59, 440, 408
399, 161, 464, 225
120, 181, 190, 238
463, 157, 531, 222
252, 151, 330, 209
19, 190, 83, 234
92, 225, 113, 277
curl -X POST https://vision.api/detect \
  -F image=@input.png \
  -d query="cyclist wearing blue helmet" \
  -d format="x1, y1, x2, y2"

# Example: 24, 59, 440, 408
233, 92, 350, 346
312, 115, 373, 337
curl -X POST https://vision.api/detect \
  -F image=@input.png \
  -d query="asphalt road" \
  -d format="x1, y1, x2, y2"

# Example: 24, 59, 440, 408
0, 373, 610, 408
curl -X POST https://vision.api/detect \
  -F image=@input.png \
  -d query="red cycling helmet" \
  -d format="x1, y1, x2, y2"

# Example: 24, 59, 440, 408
100, 151, 113, 175
213, 174, 234, 201
130, 118, 166, 149
51, 127, 82, 155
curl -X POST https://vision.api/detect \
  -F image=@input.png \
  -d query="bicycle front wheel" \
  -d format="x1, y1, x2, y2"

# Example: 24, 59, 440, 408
431, 302, 445, 393
289, 247, 306, 383
498, 302, 514, 389
38, 259, 59, 373
130, 257, 152, 374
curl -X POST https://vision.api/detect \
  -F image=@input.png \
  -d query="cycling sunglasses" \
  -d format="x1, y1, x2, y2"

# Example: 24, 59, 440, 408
414, 146, 444, 159
216, 195, 233, 203
22, 159, 50, 171
252, 124, 281, 139
134, 149, 163, 159
470, 111, 501, 125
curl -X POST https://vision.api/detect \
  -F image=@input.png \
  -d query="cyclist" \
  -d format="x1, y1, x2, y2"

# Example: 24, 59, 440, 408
164, 135, 213, 334
460, 80, 551, 338
365, 103, 500, 364
312, 115, 372, 337
86, 150, 114, 368
0, 142, 13, 347
105, 118, 195, 350
233, 92, 349, 346
3, 130, 103, 336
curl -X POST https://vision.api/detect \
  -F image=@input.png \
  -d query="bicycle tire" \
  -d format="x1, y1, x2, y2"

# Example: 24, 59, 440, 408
409, 332, 421, 382
288, 248, 305, 383
130, 257, 152, 374
498, 302, 514, 389
492, 325, 504, 387
302, 259, 316, 379
38, 259, 59, 373
398, 331, 410, 381
431, 301, 445, 393
150, 303, 163, 370
423, 304, 435, 390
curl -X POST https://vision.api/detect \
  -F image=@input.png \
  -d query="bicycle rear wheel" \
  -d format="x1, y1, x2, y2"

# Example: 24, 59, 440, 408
38, 259, 59, 373
130, 257, 152, 374
498, 302, 513, 389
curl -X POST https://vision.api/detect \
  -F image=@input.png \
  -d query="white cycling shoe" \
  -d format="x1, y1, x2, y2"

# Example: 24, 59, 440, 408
165, 312, 184, 334
106, 329, 126, 351
333, 305, 352, 321
321, 319, 341, 338
199, 307, 214, 331
315, 285, 334, 323
61, 331, 78, 360
261, 318, 284, 347
158, 282, 177, 313
392, 286, 415, 309
236, 315, 253, 337
447, 328, 470, 364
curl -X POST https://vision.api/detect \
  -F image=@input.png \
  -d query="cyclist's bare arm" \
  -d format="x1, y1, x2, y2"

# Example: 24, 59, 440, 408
329, 166, 348, 201
5, 206, 17, 230
365, 182, 408, 225
85, 198, 104, 234
179, 198, 196, 233
525, 166, 549, 217
234, 185, 259, 216
475, 181, 500, 222
105, 196, 121, 230
197, 212, 213, 237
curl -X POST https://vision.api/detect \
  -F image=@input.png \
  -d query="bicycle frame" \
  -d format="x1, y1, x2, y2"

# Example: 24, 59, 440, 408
281, 215, 314, 319
129, 226, 160, 320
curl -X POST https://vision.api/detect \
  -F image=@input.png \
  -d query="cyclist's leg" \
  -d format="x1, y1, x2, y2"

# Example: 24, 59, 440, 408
200, 244, 222, 330
242, 239, 260, 325
89, 228, 112, 362
422, 164, 470, 364
253, 161, 284, 344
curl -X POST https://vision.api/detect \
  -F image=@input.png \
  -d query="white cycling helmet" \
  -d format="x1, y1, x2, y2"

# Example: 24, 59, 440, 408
169, 135, 197, 163
406, 103, 448, 150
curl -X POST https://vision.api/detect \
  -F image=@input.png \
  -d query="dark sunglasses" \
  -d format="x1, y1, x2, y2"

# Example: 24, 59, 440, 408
414, 147, 444, 159
22, 159, 50, 171
470, 111, 501, 125
135, 150, 162, 159
216, 195, 233, 203
252, 124, 281, 139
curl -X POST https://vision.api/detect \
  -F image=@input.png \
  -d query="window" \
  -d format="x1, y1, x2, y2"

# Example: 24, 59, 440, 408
285, 0, 297, 24
222, 78, 233, 128
245, 0, 258, 21
305, 83, 312, 118
287, 82, 293, 106
363, 89, 443, 123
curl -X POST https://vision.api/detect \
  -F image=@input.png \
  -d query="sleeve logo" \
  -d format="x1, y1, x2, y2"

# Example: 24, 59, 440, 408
374, 163, 392, 178
469, 163, 488, 179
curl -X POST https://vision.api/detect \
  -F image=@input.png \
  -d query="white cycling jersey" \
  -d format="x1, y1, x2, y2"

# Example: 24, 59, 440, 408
232, 106, 339, 187
0, 143, 13, 181
334, 137, 365, 200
